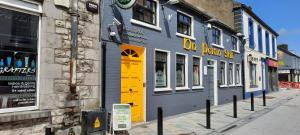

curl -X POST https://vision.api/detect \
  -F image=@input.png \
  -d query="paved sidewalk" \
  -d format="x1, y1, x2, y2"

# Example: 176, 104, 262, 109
127, 90, 300, 135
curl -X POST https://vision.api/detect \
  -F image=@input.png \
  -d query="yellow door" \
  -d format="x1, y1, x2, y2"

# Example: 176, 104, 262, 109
121, 44, 144, 122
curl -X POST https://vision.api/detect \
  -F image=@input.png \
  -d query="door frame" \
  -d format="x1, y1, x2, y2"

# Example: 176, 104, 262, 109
120, 44, 146, 122
206, 59, 218, 106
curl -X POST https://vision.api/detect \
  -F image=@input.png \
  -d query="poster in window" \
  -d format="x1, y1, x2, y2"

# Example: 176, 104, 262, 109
155, 63, 166, 87
193, 66, 200, 86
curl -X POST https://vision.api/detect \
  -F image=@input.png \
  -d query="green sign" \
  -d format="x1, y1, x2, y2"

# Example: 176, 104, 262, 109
116, 0, 137, 9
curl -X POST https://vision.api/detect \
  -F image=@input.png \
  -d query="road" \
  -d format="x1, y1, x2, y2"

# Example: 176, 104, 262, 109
226, 94, 300, 135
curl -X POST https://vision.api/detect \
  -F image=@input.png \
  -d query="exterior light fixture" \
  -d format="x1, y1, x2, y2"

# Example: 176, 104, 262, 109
161, 0, 180, 9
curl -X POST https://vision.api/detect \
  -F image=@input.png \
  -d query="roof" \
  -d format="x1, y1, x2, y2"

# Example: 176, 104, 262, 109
178, 0, 237, 34
277, 46, 300, 59
233, 2, 279, 36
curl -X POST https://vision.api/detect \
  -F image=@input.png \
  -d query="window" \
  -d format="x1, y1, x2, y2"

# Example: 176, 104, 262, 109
248, 18, 254, 49
220, 61, 227, 86
272, 36, 276, 58
133, 0, 157, 25
212, 27, 222, 46
265, 32, 270, 56
0, 7, 39, 110
231, 36, 238, 52
250, 63, 257, 86
176, 54, 186, 87
193, 57, 201, 86
258, 26, 263, 52
228, 63, 234, 85
235, 64, 241, 85
155, 51, 168, 88
177, 12, 192, 36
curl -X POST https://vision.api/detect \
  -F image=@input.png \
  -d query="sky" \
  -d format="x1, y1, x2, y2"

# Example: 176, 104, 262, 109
237, 0, 300, 54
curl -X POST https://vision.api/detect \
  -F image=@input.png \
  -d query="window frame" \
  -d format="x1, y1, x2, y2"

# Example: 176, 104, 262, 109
272, 36, 276, 58
231, 36, 239, 53
219, 60, 227, 87
248, 18, 255, 49
265, 31, 270, 56
192, 55, 204, 89
176, 10, 195, 40
258, 26, 263, 53
228, 62, 235, 86
175, 52, 189, 90
154, 49, 171, 92
212, 26, 224, 49
249, 63, 257, 87
0, 2, 41, 113
235, 63, 242, 86
131, 0, 162, 31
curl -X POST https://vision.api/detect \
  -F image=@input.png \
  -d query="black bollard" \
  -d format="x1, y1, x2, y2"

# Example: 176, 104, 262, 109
251, 92, 254, 111
233, 95, 237, 118
206, 100, 211, 129
263, 91, 266, 106
158, 107, 163, 135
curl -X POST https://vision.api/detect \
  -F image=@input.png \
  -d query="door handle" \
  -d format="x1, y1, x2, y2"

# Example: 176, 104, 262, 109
129, 89, 132, 92
128, 102, 133, 106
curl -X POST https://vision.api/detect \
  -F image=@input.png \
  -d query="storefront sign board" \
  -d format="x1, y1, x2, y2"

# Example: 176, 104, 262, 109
112, 104, 131, 131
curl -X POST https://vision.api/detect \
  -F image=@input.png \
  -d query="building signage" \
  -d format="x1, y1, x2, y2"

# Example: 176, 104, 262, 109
201, 43, 234, 59
112, 104, 131, 131
267, 59, 278, 68
247, 54, 259, 63
183, 38, 196, 51
86, 1, 99, 13
278, 70, 290, 74
116, 0, 137, 9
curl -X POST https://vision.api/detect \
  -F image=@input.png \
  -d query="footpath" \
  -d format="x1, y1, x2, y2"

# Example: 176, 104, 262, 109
127, 89, 300, 135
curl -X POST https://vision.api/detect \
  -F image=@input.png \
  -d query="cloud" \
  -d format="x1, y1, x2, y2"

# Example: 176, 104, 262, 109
278, 28, 300, 36
278, 28, 287, 35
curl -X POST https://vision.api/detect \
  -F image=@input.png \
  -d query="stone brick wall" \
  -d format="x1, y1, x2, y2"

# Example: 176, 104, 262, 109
184, 0, 235, 29
0, 0, 101, 134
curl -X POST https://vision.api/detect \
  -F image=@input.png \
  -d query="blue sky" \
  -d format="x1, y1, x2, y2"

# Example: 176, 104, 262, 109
237, 0, 300, 54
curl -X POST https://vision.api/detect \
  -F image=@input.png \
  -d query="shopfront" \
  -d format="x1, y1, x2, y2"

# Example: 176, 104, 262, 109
266, 58, 278, 92
101, 0, 243, 122
0, 3, 40, 113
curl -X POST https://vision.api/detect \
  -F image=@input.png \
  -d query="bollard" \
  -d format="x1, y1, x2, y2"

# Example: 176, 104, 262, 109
233, 95, 237, 118
251, 92, 254, 111
158, 107, 163, 135
45, 127, 53, 135
206, 100, 211, 129
263, 91, 266, 106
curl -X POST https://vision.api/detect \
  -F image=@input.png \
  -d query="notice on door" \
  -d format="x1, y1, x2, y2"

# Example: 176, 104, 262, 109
112, 104, 131, 131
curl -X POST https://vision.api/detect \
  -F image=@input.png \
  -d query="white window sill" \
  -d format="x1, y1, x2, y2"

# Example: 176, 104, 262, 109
154, 87, 172, 92
192, 86, 204, 89
212, 44, 224, 49
176, 32, 196, 40
235, 84, 243, 87
130, 19, 162, 31
175, 87, 190, 91
232, 50, 240, 53
219, 85, 228, 88
228, 84, 236, 87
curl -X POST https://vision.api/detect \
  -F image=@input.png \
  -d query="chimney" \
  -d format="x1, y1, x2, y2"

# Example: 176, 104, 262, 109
278, 44, 288, 50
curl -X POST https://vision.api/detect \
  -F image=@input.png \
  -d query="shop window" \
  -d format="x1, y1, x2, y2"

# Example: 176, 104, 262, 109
176, 54, 186, 87
231, 36, 239, 52
155, 51, 168, 88
133, 0, 157, 25
250, 63, 257, 86
0, 7, 39, 111
212, 27, 222, 47
192, 57, 201, 86
228, 63, 234, 85
177, 12, 192, 36
220, 61, 227, 86
235, 64, 241, 85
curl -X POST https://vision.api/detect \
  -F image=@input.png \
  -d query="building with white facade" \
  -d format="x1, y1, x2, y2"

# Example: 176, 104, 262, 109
233, 3, 279, 98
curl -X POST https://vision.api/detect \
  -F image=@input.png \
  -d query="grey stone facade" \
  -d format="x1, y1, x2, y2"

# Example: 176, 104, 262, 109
0, 0, 101, 134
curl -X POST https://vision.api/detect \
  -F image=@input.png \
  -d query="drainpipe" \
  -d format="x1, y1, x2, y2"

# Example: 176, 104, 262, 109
69, 0, 79, 93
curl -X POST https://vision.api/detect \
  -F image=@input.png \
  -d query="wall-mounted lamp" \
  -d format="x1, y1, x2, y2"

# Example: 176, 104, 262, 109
161, 0, 180, 9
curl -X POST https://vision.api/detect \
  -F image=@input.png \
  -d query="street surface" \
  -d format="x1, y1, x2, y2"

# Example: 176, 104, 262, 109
226, 93, 300, 135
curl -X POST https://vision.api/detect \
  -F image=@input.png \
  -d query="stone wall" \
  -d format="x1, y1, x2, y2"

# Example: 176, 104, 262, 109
184, 0, 235, 29
0, 0, 101, 134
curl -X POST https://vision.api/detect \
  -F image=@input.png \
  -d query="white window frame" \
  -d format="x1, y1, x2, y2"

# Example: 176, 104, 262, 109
232, 35, 240, 53
219, 60, 227, 87
228, 62, 235, 86
154, 49, 171, 91
130, 0, 162, 31
212, 26, 224, 49
0, 0, 42, 113
235, 63, 242, 86
176, 10, 196, 40
192, 55, 204, 89
175, 52, 189, 90
249, 62, 257, 86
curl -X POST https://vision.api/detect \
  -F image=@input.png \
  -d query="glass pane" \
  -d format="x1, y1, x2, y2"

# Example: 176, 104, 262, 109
155, 61, 167, 88
176, 63, 185, 87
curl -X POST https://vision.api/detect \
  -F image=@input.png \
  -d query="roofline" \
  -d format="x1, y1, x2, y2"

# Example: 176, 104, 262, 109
234, 3, 279, 36
277, 46, 300, 59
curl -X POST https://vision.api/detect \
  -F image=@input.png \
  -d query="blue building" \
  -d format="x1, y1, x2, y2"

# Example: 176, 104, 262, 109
101, 0, 243, 122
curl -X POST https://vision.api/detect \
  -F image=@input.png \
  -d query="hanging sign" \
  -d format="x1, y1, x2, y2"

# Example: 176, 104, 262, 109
267, 59, 278, 68
112, 104, 131, 131
116, 0, 137, 9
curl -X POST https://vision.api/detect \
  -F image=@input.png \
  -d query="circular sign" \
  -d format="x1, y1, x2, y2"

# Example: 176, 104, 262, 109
116, 0, 137, 9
